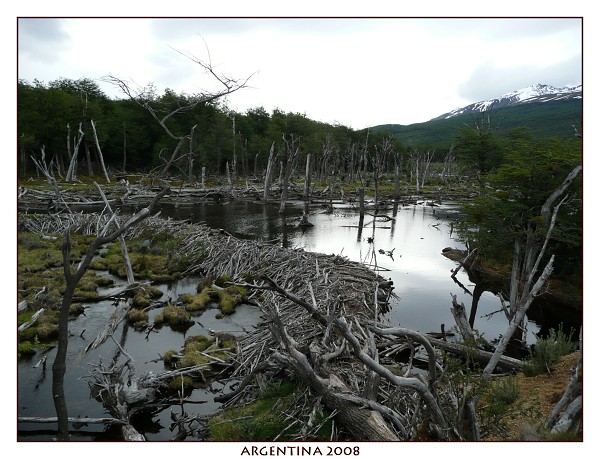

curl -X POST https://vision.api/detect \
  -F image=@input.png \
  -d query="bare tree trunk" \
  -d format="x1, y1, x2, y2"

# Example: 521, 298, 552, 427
51, 186, 170, 440
19, 135, 27, 177
263, 142, 275, 201
84, 141, 94, 176
442, 146, 455, 189
420, 149, 434, 190
279, 134, 299, 214
231, 116, 237, 187
226, 161, 232, 188
188, 124, 197, 183
415, 155, 420, 194
65, 123, 84, 182
357, 187, 365, 241
94, 182, 135, 285
161, 137, 186, 177
303, 153, 311, 204
122, 121, 127, 172
394, 165, 401, 200
90, 120, 110, 183
201, 166, 206, 190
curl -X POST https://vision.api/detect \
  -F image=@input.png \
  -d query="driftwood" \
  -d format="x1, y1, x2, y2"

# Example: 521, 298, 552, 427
18, 308, 45, 332
84, 300, 129, 354
545, 330, 583, 432
426, 336, 523, 372
450, 294, 474, 341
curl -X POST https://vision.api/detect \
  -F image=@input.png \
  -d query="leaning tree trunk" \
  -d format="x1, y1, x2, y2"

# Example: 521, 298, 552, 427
263, 142, 275, 201
303, 153, 311, 202
65, 123, 84, 182
90, 120, 110, 183
161, 137, 186, 178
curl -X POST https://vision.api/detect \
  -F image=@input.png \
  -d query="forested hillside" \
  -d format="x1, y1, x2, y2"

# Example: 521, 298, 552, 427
372, 98, 582, 149
17, 78, 402, 178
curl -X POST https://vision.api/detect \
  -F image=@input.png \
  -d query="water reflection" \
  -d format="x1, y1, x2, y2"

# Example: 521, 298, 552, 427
158, 201, 578, 345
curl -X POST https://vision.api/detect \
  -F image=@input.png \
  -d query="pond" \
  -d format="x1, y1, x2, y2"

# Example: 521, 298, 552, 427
158, 199, 581, 343
18, 198, 581, 440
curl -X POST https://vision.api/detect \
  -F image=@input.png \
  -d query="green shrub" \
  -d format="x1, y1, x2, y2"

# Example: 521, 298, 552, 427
488, 375, 520, 406
523, 326, 574, 376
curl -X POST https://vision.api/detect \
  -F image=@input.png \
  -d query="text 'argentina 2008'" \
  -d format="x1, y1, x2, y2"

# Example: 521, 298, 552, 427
241, 445, 361, 456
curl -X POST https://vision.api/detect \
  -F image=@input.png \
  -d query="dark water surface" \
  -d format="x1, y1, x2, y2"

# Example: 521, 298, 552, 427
159, 200, 580, 341
18, 199, 581, 440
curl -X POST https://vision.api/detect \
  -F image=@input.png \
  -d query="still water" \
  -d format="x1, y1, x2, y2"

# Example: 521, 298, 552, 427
18, 199, 580, 440
160, 199, 580, 342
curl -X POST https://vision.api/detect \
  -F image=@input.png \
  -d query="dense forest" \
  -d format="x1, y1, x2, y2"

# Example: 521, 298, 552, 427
17, 77, 403, 179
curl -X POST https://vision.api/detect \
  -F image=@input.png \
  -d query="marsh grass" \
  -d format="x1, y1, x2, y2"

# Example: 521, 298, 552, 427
209, 381, 334, 441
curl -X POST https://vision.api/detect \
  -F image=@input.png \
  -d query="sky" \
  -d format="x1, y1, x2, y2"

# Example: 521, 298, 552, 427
17, 16, 582, 130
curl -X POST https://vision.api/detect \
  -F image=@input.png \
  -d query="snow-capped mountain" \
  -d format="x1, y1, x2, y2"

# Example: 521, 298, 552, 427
432, 83, 582, 121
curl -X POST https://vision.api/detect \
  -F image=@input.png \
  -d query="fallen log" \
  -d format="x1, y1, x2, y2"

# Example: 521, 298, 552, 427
18, 308, 45, 332
426, 336, 523, 372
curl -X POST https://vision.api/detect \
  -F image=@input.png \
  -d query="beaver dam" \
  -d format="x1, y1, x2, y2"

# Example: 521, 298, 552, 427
17, 204, 579, 441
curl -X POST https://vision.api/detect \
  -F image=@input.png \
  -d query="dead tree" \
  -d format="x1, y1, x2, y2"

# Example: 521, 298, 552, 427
409, 148, 435, 194
51, 185, 170, 440
462, 165, 582, 440
104, 49, 252, 177
278, 134, 300, 214
441, 145, 456, 188
65, 123, 84, 181
303, 153, 311, 199
263, 141, 276, 201
373, 136, 394, 205
507, 165, 582, 343
188, 124, 197, 183
251, 276, 450, 440
90, 120, 110, 183
545, 328, 582, 434
393, 149, 404, 200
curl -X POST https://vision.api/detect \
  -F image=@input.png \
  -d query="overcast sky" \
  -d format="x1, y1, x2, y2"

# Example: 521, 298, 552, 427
17, 17, 581, 130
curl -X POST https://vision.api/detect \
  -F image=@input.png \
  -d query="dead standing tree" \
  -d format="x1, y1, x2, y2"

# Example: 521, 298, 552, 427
278, 133, 300, 213
373, 136, 395, 206
408, 148, 435, 194
457, 165, 582, 440
504, 164, 582, 344
104, 49, 252, 178
51, 185, 170, 440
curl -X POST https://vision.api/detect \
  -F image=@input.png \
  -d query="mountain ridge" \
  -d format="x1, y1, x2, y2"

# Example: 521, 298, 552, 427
431, 83, 582, 121
371, 83, 582, 147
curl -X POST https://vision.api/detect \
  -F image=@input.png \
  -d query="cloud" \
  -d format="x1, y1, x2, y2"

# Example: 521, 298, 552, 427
420, 18, 580, 42
148, 17, 376, 41
458, 54, 582, 102
18, 18, 70, 63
